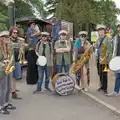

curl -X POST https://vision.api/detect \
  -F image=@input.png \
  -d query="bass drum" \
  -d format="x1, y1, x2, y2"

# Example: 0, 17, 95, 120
109, 56, 120, 73
52, 73, 75, 96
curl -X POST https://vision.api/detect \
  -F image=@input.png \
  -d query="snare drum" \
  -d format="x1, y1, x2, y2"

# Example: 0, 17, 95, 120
109, 56, 120, 73
52, 73, 75, 96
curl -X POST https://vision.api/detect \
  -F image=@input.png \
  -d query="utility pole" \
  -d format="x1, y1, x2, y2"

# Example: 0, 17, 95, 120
8, 0, 15, 28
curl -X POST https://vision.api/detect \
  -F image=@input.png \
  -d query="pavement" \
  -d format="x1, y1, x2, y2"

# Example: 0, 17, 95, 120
85, 53, 120, 114
0, 77, 120, 120
1, 53, 120, 120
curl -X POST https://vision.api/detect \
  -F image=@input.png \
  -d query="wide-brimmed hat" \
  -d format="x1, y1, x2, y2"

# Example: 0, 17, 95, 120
79, 31, 88, 36
96, 24, 106, 30
41, 32, 50, 36
0, 31, 9, 37
59, 30, 68, 35
28, 20, 35, 26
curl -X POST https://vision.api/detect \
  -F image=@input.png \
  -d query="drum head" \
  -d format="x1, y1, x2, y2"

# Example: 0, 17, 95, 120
109, 57, 120, 72
37, 56, 47, 66
54, 74, 75, 96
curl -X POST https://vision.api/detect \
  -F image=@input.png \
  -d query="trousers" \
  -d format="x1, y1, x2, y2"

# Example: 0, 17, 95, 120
0, 74, 11, 107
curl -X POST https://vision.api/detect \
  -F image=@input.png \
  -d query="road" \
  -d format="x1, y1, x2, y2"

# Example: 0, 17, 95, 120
0, 73, 120, 120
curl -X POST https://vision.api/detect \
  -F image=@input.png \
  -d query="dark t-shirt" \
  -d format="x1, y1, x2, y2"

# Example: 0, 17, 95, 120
117, 35, 120, 56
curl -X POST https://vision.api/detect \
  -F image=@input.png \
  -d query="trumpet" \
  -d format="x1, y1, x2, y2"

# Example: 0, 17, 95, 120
5, 55, 15, 76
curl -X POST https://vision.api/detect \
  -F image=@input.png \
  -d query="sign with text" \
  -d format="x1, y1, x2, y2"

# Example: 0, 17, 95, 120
55, 75, 75, 96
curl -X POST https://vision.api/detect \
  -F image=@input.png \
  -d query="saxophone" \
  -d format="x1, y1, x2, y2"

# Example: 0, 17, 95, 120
0, 38, 15, 76
72, 45, 92, 74
5, 55, 15, 76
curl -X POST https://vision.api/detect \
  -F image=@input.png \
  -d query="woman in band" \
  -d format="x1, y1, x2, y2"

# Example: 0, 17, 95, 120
9, 26, 25, 99
54, 30, 71, 75
34, 32, 53, 93
95, 24, 112, 94
0, 31, 16, 115
26, 44, 38, 85
73, 31, 91, 92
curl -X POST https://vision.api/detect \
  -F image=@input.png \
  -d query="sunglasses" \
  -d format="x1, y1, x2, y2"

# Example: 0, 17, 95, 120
13, 32, 18, 34
81, 35, 87, 38
61, 34, 67, 36
42, 35, 47, 37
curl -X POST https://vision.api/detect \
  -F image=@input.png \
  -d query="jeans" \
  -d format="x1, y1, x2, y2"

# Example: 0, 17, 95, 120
56, 64, 70, 75
114, 73, 120, 93
13, 62, 22, 80
37, 65, 51, 90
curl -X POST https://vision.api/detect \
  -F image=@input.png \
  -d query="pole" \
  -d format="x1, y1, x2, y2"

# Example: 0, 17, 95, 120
8, 1, 15, 28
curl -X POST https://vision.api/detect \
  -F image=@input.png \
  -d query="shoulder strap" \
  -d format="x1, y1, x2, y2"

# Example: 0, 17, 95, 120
36, 41, 41, 52
48, 42, 52, 54
99, 36, 106, 48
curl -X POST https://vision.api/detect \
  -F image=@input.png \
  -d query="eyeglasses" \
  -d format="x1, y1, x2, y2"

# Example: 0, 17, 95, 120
81, 35, 87, 38
13, 32, 18, 34
61, 34, 66, 36
42, 35, 47, 37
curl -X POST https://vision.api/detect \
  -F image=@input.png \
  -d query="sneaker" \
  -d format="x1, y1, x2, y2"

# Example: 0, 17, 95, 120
103, 90, 108, 94
107, 92, 118, 97
97, 87, 104, 92
0, 107, 10, 115
5, 104, 16, 110
33, 89, 42, 94
45, 87, 52, 92
84, 88, 88, 92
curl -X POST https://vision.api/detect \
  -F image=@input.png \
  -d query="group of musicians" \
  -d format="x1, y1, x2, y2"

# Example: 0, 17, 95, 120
1, 21, 120, 115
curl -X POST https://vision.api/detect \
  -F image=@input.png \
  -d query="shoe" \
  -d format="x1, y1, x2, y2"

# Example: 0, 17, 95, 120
84, 88, 88, 92
33, 89, 42, 94
0, 107, 10, 115
12, 92, 22, 99
5, 104, 16, 110
103, 90, 108, 94
45, 87, 52, 92
107, 91, 118, 97
97, 87, 103, 92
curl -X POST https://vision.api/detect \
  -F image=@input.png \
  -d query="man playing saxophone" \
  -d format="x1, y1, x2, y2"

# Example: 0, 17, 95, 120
73, 31, 91, 92
0, 31, 16, 115
95, 24, 112, 94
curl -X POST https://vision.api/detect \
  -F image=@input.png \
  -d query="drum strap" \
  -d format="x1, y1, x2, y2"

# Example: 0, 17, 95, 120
36, 42, 52, 56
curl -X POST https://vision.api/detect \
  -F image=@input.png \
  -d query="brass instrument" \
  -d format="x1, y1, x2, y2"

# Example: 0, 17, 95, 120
18, 37, 27, 64
101, 43, 109, 72
72, 45, 92, 74
5, 56, 15, 76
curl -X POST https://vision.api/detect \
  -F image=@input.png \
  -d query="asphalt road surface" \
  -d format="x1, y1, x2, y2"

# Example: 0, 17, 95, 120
0, 77, 120, 120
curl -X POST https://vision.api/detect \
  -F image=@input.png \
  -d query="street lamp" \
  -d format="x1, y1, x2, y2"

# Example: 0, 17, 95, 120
7, 0, 15, 28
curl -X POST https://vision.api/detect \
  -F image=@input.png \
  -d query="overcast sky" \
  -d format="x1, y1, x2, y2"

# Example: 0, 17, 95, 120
113, 0, 120, 20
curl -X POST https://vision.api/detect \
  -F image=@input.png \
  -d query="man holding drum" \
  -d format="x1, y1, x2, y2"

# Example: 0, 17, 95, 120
108, 22, 120, 96
34, 32, 53, 93
95, 24, 112, 94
